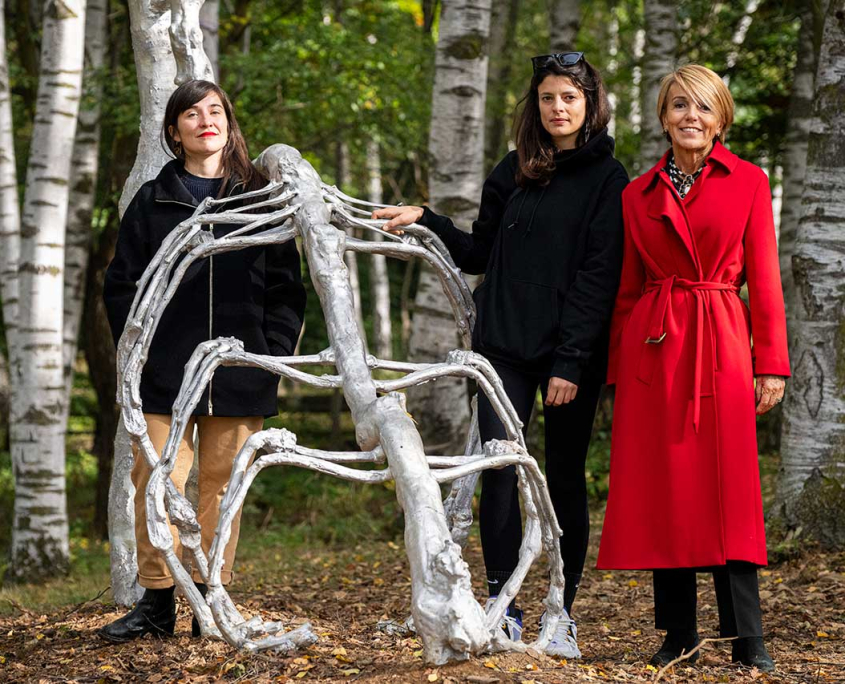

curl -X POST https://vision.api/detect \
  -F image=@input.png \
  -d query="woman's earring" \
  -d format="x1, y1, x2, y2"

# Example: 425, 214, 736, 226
174, 141, 182, 156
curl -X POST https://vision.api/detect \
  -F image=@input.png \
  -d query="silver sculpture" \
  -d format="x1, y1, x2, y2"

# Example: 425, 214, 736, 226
115, 144, 567, 664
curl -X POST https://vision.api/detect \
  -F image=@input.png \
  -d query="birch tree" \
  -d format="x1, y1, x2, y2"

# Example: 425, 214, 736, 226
778, 0, 819, 322
110, 0, 213, 605
9, 0, 86, 580
777, 0, 845, 548
484, 0, 519, 170
63, 0, 108, 403
200, 0, 219, 79
0, 0, 20, 362
367, 140, 392, 359
408, 0, 491, 454
640, 0, 678, 166
550, 0, 580, 53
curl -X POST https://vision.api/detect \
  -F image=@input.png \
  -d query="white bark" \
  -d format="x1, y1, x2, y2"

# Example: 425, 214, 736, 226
0, 0, 20, 360
367, 140, 392, 359
409, 0, 491, 453
777, 0, 845, 548
111, 0, 214, 605
63, 0, 108, 402
550, 0, 580, 53
337, 141, 367, 349
606, 9, 619, 139
10, 0, 86, 580
640, 0, 678, 167
484, 0, 519, 168
200, 0, 219, 80
779, 0, 817, 323
724, 0, 761, 78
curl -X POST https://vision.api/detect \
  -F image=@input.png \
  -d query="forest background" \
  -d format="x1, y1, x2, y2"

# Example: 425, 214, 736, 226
0, 0, 843, 681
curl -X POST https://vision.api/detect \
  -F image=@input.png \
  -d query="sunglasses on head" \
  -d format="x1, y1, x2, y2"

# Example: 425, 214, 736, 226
531, 52, 584, 73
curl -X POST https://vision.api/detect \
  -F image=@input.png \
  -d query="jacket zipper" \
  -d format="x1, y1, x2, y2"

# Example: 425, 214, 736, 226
208, 224, 214, 415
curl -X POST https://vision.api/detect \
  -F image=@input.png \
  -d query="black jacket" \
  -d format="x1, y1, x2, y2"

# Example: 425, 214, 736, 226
420, 129, 628, 384
104, 160, 306, 417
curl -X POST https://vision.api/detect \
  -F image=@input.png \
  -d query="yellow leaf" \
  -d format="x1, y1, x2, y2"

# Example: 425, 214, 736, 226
336, 655, 353, 664
36, 633, 45, 640
603, 573, 613, 580
525, 663, 537, 670
631, 630, 642, 636
100, 666, 114, 672
387, 541, 400, 550
608, 636, 621, 641
331, 647, 347, 656
413, 649, 424, 658
646, 664, 658, 672
484, 659, 498, 669
558, 658, 568, 666
775, 578, 783, 584
372, 561, 381, 569
428, 673, 439, 682
817, 631, 830, 638
760, 570, 772, 577
296, 672, 308, 679
294, 657, 311, 664
342, 669, 360, 676
628, 579, 639, 587
0, 656, 5, 664
373, 578, 385, 586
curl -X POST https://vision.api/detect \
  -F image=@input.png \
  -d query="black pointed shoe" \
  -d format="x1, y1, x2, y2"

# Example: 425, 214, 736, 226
98, 587, 176, 643
732, 636, 775, 672
649, 630, 700, 667
192, 583, 209, 638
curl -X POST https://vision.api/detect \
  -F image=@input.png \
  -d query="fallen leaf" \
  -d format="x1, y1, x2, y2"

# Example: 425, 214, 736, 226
628, 579, 639, 587
341, 669, 360, 676
428, 673, 439, 682
483, 659, 499, 669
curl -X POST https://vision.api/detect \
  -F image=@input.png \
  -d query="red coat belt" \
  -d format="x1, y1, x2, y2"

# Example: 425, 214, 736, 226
643, 276, 740, 432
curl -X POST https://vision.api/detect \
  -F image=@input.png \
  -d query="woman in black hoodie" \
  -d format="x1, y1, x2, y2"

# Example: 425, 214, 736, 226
374, 54, 627, 657
100, 80, 306, 643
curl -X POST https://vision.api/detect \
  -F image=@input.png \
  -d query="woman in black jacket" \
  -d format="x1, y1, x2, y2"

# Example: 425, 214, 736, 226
100, 80, 306, 642
374, 54, 627, 657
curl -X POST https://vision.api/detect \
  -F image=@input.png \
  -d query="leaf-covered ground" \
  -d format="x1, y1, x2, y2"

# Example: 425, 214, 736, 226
1, 525, 843, 684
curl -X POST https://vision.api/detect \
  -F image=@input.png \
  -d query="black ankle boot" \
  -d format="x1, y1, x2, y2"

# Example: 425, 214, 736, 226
649, 629, 700, 667
732, 636, 775, 672
99, 587, 176, 643
192, 583, 209, 638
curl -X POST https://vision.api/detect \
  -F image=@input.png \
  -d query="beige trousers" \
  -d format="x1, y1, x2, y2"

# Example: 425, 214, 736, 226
133, 413, 263, 589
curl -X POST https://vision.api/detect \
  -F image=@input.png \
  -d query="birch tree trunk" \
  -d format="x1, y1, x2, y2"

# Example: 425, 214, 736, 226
640, 0, 677, 167
337, 141, 368, 348
367, 140, 392, 359
63, 0, 108, 403
778, 0, 818, 323
0, 0, 20, 362
9, 0, 86, 581
776, 0, 845, 548
111, 0, 213, 605
200, 0, 219, 80
484, 0, 519, 170
724, 0, 761, 79
408, 0, 490, 453
549, 0, 579, 53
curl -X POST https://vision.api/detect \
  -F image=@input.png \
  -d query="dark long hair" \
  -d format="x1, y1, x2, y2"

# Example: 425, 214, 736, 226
162, 80, 267, 195
513, 57, 611, 186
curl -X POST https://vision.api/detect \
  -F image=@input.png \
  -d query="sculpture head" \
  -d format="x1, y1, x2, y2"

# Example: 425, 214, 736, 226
514, 53, 610, 185
162, 79, 267, 193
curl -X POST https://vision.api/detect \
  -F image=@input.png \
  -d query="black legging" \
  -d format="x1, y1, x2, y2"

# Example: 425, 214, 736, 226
477, 360, 602, 611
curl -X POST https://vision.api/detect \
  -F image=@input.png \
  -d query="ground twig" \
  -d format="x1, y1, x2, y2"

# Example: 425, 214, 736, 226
654, 636, 737, 682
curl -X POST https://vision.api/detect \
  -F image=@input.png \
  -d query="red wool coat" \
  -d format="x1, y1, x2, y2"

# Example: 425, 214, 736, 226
597, 142, 790, 570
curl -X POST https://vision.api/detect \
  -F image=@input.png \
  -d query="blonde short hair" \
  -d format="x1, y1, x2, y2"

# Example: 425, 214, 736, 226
656, 64, 735, 143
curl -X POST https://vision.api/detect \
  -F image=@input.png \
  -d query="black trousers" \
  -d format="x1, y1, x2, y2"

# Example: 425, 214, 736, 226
653, 562, 764, 637
477, 361, 602, 587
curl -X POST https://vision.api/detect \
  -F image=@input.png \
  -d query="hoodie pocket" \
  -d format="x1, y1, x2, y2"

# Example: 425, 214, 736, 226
474, 276, 559, 364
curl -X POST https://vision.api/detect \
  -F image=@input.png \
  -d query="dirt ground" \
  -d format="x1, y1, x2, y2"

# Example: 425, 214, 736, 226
1, 529, 843, 684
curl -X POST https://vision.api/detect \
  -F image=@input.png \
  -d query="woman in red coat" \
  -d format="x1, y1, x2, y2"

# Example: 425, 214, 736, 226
597, 65, 789, 672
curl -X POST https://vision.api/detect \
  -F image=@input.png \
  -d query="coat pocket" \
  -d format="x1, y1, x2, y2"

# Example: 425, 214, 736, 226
636, 341, 658, 386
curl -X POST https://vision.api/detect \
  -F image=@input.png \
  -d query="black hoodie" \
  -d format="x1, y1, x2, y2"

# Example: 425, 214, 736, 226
103, 160, 306, 417
419, 128, 628, 384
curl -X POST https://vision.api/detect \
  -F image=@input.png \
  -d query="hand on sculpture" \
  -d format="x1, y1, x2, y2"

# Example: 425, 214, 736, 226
371, 205, 425, 235
755, 374, 785, 415
546, 377, 578, 406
